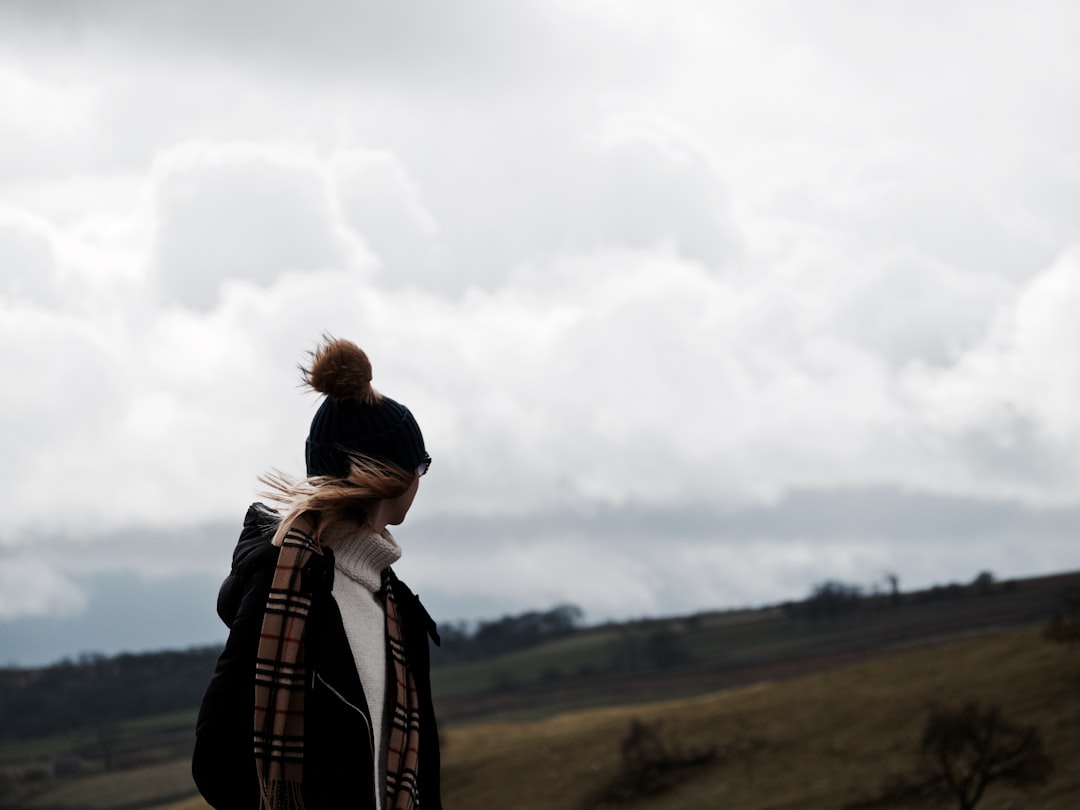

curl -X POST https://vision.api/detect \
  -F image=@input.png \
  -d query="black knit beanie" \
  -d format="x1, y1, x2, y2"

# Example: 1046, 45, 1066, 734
303, 337, 426, 478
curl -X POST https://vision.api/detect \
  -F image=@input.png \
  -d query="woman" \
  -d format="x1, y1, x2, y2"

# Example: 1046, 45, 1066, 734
193, 337, 442, 810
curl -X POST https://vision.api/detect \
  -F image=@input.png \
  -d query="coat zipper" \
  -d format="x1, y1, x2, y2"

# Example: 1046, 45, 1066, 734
313, 671, 380, 808
313, 671, 375, 750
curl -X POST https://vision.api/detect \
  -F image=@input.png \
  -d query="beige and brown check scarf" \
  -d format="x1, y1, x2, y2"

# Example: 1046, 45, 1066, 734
384, 572, 422, 810
254, 516, 423, 810
254, 516, 320, 810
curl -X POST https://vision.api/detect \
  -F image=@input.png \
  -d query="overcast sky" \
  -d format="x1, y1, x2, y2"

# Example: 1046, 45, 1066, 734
2, 1, 1079, 666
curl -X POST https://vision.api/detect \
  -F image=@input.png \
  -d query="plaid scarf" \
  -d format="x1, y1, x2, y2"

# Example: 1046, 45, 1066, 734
384, 572, 422, 810
254, 516, 320, 810
254, 517, 424, 810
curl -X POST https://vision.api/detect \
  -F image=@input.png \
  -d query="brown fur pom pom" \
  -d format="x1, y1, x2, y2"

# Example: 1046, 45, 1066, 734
302, 336, 380, 404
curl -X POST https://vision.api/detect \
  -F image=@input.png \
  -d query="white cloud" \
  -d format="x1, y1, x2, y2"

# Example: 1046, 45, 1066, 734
0, 209, 57, 303
0, 1, 1079, 645
828, 246, 1014, 365
0, 66, 101, 176
150, 142, 364, 309
1, 197, 1077, 535
329, 148, 443, 289
902, 248, 1080, 503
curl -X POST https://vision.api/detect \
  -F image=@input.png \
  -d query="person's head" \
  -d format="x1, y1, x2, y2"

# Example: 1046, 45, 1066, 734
302, 337, 427, 480
262, 336, 429, 542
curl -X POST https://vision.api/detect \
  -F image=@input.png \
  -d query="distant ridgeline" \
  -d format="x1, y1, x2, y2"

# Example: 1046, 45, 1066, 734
2, 570, 1078, 740
0, 605, 587, 740
430, 603, 585, 665
0, 647, 222, 740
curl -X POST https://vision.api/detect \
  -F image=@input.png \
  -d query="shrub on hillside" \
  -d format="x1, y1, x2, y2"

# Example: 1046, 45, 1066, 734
1044, 586, 1080, 647
588, 718, 718, 806
848, 701, 1052, 810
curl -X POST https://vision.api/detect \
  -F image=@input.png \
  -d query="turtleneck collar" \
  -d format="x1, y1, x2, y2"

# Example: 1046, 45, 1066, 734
321, 521, 402, 593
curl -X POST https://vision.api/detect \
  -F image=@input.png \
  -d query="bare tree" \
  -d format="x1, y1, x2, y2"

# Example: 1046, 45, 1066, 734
848, 702, 1052, 810
918, 702, 1051, 810
884, 571, 901, 605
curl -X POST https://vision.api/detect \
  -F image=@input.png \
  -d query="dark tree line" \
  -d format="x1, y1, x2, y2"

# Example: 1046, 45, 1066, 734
1, 603, 587, 739
783, 571, 1008, 623
787, 580, 866, 621
431, 603, 584, 665
0, 647, 221, 740
1, 604, 585, 738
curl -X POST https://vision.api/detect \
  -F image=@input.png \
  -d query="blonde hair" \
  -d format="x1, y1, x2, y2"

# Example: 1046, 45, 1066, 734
258, 454, 414, 547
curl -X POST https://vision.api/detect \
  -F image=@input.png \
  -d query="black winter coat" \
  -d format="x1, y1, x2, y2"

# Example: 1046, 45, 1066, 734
192, 504, 442, 810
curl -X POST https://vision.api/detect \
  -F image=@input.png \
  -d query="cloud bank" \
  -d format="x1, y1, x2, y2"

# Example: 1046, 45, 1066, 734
1, 1, 1078, 662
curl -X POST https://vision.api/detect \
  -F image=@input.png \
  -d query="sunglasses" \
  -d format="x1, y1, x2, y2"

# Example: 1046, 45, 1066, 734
416, 453, 432, 477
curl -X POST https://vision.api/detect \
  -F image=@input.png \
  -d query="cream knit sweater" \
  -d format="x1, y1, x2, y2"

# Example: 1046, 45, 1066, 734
323, 523, 402, 810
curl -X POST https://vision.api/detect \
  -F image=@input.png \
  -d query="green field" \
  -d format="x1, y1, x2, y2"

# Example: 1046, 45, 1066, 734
5, 624, 1079, 810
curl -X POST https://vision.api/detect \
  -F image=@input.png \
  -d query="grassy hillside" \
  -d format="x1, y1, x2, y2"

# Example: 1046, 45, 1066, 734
433, 626, 1080, 809
11, 624, 1079, 810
